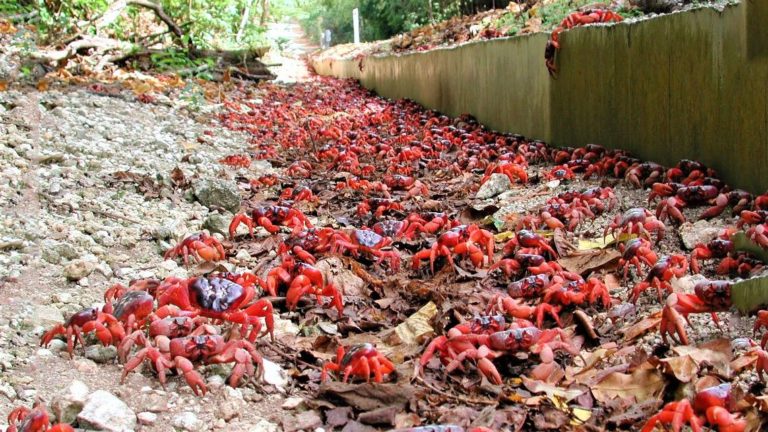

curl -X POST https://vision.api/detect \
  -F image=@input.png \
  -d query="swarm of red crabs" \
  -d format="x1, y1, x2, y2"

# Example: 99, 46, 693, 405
24, 74, 768, 430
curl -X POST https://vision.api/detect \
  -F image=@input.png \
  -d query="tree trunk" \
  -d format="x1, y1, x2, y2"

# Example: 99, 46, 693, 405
259, 0, 269, 26
236, 0, 253, 42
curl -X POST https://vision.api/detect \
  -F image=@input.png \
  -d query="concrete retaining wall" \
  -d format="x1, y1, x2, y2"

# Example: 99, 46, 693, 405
312, 1, 768, 193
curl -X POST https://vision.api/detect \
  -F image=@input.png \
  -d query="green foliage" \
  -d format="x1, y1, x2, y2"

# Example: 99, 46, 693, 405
149, 48, 214, 73
1, 0, 269, 50
298, 0, 467, 45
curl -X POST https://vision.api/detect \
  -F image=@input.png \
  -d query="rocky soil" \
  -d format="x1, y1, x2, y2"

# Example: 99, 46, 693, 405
0, 85, 297, 431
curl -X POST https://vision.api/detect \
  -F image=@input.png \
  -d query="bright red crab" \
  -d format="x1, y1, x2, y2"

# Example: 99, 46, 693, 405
641, 383, 745, 432
164, 232, 225, 266
40, 288, 154, 358
219, 154, 251, 168
605, 207, 666, 243
488, 253, 562, 278
543, 276, 612, 310
655, 185, 720, 224
229, 205, 313, 237
480, 162, 528, 185
412, 224, 495, 273
262, 255, 343, 314
502, 229, 558, 259
287, 160, 313, 177
279, 185, 316, 203
330, 229, 401, 271
417, 326, 579, 384
122, 333, 263, 395
545, 9, 623, 76
7, 402, 74, 432
545, 164, 575, 181
630, 254, 689, 303
618, 238, 658, 281
321, 343, 396, 383
486, 294, 562, 328
155, 276, 274, 342
658, 280, 732, 345
383, 174, 430, 198
356, 198, 404, 218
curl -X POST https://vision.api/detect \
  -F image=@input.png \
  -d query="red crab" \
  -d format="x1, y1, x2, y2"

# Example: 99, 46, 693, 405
545, 9, 623, 75
321, 343, 396, 383
164, 232, 225, 266
754, 310, 768, 348
6, 401, 74, 432
330, 229, 401, 271
480, 162, 528, 185
618, 238, 658, 281
40, 289, 154, 358
489, 253, 562, 278
630, 254, 689, 303
412, 225, 495, 273
118, 315, 215, 362
700, 189, 753, 219
265, 256, 343, 314
545, 164, 575, 181
155, 276, 274, 342
655, 185, 720, 223
486, 294, 562, 328
507, 274, 553, 299
625, 162, 666, 188
543, 276, 612, 310
417, 327, 578, 384
286, 160, 312, 177
229, 205, 313, 237
604, 208, 666, 243
122, 334, 263, 395
641, 383, 745, 432
279, 186, 316, 203
502, 230, 558, 259
277, 227, 337, 264
658, 280, 731, 345
690, 238, 734, 273
219, 154, 251, 168
399, 212, 458, 239
356, 198, 404, 218
382, 175, 429, 198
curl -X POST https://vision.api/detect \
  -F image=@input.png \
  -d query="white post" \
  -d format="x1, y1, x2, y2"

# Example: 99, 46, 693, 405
352, 8, 360, 44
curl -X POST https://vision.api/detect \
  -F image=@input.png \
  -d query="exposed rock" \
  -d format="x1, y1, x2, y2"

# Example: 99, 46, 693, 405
283, 410, 323, 432
202, 212, 232, 236
84, 345, 117, 363
193, 179, 241, 213
476, 173, 511, 199
172, 411, 202, 431
27, 305, 64, 328
679, 220, 723, 250
137, 412, 157, 426
63, 259, 95, 281
77, 390, 137, 432
262, 358, 289, 388
51, 380, 89, 424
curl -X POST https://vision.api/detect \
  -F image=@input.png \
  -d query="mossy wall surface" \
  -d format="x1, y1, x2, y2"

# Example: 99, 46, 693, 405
313, 1, 768, 193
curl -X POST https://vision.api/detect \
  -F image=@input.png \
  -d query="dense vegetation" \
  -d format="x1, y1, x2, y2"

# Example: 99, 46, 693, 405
296, 0, 516, 45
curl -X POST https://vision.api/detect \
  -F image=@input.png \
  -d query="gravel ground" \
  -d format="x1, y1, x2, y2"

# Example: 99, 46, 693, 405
0, 85, 294, 431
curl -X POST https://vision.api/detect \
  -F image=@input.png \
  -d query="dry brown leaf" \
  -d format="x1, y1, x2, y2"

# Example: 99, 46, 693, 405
522, 376, 585, 402
671, 340, 732, 377
621, 312, 662, 341
730, 353, 757, 373
0, 81, 7, 92
591, 364, 665, 403
382, 302, 436, 346
558, 248, 620, 275
657, 355, 699, 382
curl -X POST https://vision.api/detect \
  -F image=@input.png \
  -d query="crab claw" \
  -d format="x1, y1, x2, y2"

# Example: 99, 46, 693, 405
659, 294, 689, 345
175, 356, 207, 396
